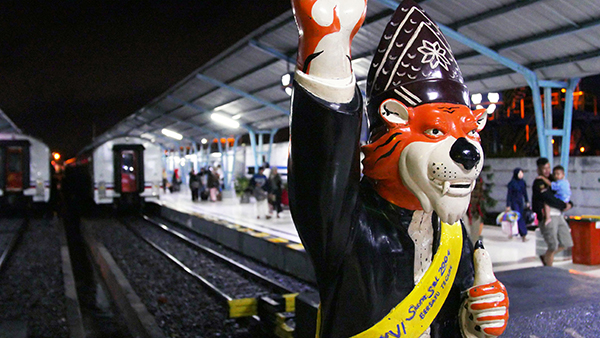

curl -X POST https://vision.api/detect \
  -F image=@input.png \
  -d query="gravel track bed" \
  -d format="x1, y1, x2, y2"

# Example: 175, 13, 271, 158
147, 214, 316, 294
87, 218, 253, 338
0, 218, 69, 338
0, 233, 13, 252
129, 217, 277, 299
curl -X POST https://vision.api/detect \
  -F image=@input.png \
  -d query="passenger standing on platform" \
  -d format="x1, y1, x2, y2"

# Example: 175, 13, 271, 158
189, 169, 200, 201
171, 169, 181, 192
532, 158, 572, 266
464, 176, 485, 243
268, 167, 283, 218
506, 168, 529, 241
250, 167, 270, 219
162, 169, 168, 193
207, 168, 220, 202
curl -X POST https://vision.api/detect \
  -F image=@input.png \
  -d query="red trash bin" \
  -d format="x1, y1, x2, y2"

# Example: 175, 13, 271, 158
568, 216, 600, 265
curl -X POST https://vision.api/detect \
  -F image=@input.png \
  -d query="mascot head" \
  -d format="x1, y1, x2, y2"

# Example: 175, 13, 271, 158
362, 0, 489, 224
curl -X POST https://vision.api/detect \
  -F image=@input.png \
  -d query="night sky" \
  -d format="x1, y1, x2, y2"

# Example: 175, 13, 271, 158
2, 2, 599, 159
0, 1, 291, 159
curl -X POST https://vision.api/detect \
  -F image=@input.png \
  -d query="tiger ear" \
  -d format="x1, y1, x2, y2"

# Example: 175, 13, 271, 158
473, 108, 488, 132
379, 99, 410, 126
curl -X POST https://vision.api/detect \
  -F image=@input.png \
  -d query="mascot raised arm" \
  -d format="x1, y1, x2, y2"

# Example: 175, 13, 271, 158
288, 0, 509, 337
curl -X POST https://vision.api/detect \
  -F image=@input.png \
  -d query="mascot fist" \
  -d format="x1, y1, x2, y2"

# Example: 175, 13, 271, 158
461, 241, 509, 337
291, 0, 367, 77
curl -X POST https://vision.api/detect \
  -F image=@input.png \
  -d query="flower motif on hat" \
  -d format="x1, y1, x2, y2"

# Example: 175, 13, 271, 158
417, 40, 450, 71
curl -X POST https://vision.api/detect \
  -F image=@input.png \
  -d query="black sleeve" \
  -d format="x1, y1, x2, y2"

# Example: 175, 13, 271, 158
532, 178, 566, 210
288, 81, 363, 278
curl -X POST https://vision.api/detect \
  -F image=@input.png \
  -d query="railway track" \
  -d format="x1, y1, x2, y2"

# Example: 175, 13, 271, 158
121, 215, 307, 319
0, 218, 26, 274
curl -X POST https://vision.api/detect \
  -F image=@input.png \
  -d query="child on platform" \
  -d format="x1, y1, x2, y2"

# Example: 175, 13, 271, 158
538, 165, 571, 225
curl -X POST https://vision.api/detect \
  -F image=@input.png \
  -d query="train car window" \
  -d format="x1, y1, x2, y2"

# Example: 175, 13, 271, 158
121, 150, 138, 193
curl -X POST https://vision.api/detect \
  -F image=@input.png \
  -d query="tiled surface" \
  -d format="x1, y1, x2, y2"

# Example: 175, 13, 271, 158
158, 189, 600, 277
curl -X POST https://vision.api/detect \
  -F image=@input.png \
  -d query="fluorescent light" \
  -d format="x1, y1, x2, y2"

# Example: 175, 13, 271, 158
285, 87, 292, 96
471, 93, 482, 105
488, 92, 500, 103
232, 113, 243, 120
486, 104, 497, 114
211, 113, 239, 129
162, 128, 183, 140
476, 105, 484, 110
201, 138, 208, 144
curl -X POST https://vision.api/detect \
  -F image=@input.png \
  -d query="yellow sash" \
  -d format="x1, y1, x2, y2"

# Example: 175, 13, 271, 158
315, 221, 463, 338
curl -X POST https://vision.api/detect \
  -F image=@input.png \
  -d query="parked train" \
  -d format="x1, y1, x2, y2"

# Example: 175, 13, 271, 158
0, 133, 51, 207
71, 136, 162, 207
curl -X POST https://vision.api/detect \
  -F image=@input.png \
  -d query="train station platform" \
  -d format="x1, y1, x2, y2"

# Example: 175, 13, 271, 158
155, 188, 600, 279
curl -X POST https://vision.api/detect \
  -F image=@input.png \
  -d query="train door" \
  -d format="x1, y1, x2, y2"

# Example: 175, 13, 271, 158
0, 141, 30, 193
113, 144, 144, 206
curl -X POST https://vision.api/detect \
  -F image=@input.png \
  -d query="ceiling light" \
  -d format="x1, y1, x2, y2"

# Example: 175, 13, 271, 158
471, 93, 482, 105
476, 105, 484, 110
211, 113, 239, 129
201, 138, 208, 144
285, 87, 292, 96
232, 114, 243, 120
488, 92, 500, 103
162, 128, 183, 140
486, 104, 496, 114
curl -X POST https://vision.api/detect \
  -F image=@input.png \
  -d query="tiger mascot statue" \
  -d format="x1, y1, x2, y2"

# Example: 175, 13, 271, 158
287, 0, 509, 337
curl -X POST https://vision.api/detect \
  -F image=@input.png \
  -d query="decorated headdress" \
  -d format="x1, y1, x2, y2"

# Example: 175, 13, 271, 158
366, 0, 470, 139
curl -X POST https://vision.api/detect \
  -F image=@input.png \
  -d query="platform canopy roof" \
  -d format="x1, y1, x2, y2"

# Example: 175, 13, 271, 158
85, 0, 600, 152
0, 108, 22, 135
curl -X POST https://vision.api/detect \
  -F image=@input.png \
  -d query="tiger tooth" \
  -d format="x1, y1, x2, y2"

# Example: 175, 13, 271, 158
442, 181, 450, 195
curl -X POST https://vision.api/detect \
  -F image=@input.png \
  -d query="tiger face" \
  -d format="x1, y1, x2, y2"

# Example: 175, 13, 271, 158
362, 99, 488, 224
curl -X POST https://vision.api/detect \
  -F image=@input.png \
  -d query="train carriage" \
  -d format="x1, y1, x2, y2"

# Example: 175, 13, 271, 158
78, 136, 162, 206
0, 134, 51, 206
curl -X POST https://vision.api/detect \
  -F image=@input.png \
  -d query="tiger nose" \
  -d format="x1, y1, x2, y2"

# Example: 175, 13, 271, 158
450, 137, 480, 170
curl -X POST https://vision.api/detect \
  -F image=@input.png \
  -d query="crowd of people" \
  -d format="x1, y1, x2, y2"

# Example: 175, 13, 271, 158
162, 165, 224, 202
249, 165, 283, 219
162, 163, 285, 220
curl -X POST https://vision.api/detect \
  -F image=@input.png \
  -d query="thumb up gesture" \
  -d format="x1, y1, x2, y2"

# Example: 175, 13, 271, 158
461, 241, 509, 337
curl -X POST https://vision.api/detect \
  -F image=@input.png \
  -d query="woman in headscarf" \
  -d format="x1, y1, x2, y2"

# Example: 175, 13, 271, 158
506, 167, 530, 241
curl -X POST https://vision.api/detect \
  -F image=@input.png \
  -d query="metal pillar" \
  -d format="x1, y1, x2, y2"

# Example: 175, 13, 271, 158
193, 142, 199, 172
561, 78, 580, 176
231, 135, 240, 185
543, 87, 554, 167
258, 132, 264, 166
268, 128, 278, 165
248, 129, 259, 172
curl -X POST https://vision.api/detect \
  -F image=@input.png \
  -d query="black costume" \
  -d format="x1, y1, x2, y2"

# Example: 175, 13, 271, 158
288, 83, 475, 338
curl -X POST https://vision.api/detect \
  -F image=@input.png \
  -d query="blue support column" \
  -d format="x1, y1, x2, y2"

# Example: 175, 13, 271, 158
193, 142, 199, 172
258, 132, 264, 167
248, 129, 259, 172
561, 78, 580, 176
268, 128, 278, 165
543, 86, 554, 168
525, 75, 549, 159
216, 137, 228, 191
231, 136, 240, 189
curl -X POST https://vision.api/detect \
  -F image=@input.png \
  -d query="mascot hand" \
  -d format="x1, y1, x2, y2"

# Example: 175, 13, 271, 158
291, 0, 367, 77
460, 242, 509, 337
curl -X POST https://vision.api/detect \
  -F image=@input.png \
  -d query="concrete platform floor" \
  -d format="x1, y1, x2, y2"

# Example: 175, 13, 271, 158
157, 188, 600, 277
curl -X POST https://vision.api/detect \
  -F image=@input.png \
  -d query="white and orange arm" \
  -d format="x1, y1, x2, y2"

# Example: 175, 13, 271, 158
291, 0, 367, 103
460, 242, 509, 337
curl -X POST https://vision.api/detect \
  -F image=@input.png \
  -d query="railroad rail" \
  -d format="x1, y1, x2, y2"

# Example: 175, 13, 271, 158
121, 215, 299, 319
0, 218, 26, 274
